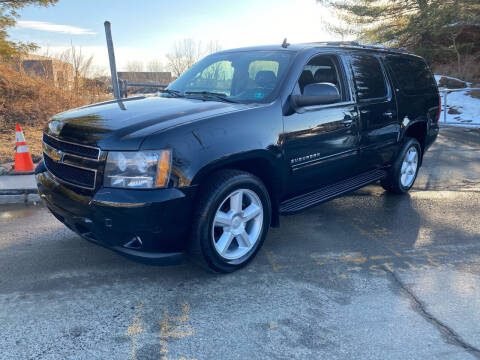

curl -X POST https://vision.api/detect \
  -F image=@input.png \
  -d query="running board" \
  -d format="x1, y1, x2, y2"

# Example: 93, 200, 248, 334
280, 169, 387, 214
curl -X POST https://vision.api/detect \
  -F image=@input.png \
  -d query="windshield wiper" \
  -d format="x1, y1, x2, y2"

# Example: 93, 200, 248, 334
184, 91, 238, 103
160, 89, 184, 97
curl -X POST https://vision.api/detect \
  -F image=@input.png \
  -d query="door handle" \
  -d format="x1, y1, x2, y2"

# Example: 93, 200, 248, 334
383, 111, 394, 118
342, 118, 353, 127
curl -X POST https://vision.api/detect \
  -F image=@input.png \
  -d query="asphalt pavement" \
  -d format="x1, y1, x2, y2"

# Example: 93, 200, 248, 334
0, 127, 479, 360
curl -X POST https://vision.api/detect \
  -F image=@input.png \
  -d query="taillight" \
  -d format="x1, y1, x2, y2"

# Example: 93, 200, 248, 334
436, 93, 442, 123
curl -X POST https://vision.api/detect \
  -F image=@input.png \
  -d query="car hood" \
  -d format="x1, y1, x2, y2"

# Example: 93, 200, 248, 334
45, 96, 251, 150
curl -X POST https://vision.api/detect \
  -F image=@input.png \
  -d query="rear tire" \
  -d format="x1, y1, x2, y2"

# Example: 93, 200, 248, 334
381, 137, 422, 194
188, 169, 271, 273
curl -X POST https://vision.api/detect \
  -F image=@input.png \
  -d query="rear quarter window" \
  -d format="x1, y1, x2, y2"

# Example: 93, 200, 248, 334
385, 56, 437, 95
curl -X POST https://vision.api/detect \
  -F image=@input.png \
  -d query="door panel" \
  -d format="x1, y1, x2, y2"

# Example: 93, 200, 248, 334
282, 53, 361, 197
283, 103, 360, 196
357, 102, 399, 169
348, 54, 400, 170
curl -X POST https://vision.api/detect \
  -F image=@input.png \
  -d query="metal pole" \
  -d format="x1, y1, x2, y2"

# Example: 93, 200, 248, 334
443, 90, 448, 123
104, 21, 120, 100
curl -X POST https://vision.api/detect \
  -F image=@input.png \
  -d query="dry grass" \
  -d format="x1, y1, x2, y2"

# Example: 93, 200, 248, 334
0, 128, 44, 165
468, 89, 480, 100
432, 55, 480, 85
0, 62, 110, 164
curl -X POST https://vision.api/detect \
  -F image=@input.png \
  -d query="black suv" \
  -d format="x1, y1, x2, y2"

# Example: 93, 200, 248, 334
36, 42, 440, 272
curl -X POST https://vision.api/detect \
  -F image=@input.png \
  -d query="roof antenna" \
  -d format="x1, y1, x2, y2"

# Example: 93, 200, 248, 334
281, 38, 290, 48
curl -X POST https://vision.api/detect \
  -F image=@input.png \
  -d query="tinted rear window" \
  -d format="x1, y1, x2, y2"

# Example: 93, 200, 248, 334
385, 56, 437, 95
350, 54, 387, 101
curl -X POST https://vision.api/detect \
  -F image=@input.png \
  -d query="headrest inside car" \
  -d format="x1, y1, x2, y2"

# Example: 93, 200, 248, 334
298, 70, 315, 93
255, 71, 277, 88
314, 68, 337, 84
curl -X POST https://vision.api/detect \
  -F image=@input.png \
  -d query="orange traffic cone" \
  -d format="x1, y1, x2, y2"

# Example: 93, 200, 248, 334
13, 124, 35, 173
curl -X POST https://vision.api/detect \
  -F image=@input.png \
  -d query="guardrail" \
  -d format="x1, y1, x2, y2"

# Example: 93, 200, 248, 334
439, 87, 480, 125
119, 80, 168, 98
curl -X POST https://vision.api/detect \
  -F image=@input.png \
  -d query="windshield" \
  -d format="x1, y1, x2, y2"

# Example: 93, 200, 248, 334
166, 50, 294, 104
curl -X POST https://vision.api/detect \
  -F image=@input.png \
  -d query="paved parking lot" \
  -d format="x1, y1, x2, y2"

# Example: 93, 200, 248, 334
1, 127, 479, 360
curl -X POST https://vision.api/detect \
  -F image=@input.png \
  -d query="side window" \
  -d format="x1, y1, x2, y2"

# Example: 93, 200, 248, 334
296, 55, 346, 102
186, 60, 234, 94
385, 56, 436, 95
350, 55, 387, 101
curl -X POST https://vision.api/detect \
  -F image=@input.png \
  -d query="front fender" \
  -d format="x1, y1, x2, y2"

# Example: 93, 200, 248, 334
191, 149, 282, 185
190, 149, 284, 228
140, 100, 285, 189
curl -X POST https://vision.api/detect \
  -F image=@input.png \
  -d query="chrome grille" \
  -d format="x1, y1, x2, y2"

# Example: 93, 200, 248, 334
42, 133, 102, 190
43, 133, 100, 160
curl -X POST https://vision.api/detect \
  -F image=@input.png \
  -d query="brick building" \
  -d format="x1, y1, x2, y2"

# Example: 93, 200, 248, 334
20, 54, 74, 86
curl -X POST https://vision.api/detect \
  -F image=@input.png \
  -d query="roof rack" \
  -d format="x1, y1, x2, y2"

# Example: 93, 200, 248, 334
387, 47, 415, 55
307, 41, 414, 55
316, 41, 361, 46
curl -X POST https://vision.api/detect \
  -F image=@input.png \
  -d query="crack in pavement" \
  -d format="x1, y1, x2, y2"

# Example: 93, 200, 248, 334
383, 266, 480, 359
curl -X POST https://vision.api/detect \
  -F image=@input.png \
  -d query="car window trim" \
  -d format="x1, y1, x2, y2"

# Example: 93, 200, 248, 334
298, 100, 356, 113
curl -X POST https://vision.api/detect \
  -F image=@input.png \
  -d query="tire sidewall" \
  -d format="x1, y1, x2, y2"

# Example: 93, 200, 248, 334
393, 138, 422, 193
199, 174, 271, 272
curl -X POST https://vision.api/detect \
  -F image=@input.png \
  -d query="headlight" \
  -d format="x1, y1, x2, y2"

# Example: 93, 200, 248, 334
104, 150, 172, 189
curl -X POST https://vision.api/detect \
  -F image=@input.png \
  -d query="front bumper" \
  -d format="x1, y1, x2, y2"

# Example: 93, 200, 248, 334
36, 167, 197, 265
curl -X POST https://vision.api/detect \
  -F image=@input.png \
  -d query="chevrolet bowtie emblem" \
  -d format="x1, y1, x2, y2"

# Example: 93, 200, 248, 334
51, 149, 63, 163
43, 142, 63, 163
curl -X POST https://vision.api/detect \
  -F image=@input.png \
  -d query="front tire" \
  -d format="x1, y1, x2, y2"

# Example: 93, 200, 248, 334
188, 170, 271, 273
381, 137, 422, 194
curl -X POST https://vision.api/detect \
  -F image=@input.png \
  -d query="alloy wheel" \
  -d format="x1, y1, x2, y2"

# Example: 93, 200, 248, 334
212, 188, 264, 260
400, 146, 419, 188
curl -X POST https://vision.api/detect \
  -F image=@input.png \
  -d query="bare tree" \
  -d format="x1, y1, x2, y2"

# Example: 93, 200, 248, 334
146, 59, 164, 72
88, 65, 108, 79
205, 40, 222, 55
166, 39, 202, 77
126, 60, 144, 72
58, 43, 94, 93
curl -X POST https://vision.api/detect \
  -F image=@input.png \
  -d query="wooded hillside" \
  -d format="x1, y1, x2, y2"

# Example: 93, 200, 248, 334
321, 0, 480, 82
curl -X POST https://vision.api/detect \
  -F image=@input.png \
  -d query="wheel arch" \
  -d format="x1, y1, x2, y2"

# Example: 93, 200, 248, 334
191, 150, 283, 227
403, 120, 427, 165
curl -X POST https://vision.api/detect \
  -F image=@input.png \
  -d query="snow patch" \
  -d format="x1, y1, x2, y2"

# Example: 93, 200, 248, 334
435, 74, 480, 127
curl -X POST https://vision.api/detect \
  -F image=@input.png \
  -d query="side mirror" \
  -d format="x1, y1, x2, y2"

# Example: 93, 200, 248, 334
292, 83, 340, 108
